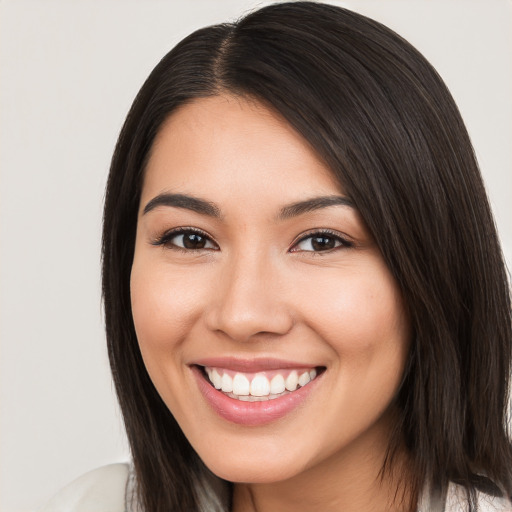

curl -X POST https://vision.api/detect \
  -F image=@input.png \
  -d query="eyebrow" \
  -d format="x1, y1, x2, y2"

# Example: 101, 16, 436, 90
142, 192, 354, 219
143, 193, 221, 217
278, 195, 354, 220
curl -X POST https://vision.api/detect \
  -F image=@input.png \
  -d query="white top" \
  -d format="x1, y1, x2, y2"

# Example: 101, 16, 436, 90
39, 464, 130, 512
40, 463, 512, 512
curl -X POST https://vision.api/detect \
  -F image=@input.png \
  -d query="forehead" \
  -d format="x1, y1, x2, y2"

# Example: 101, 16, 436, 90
142, 95, 343, 204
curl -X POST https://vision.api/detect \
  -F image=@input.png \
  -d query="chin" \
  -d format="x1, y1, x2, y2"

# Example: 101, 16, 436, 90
206, 460, 299, 484
196, 442, 307, 484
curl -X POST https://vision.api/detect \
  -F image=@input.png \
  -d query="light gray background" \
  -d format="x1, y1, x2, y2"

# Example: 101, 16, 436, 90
1, 1, 511, 511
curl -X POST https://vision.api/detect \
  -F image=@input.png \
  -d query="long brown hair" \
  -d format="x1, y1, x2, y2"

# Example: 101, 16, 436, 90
102, 3, 512, 510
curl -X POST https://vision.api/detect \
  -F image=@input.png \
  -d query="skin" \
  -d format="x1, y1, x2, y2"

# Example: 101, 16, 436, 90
130, 95, 413, 511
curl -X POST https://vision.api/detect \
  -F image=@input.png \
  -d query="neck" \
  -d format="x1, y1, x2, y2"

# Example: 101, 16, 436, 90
231, 417, 415, 512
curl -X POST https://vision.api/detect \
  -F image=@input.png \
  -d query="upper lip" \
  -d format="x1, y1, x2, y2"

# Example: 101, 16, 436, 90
191, 357, 322, 373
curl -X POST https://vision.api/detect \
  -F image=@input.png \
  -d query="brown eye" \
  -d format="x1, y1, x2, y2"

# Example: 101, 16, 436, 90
154, 229, 217, 251
182, 232, 207, 249
292, 231, 353, 252
310, 236, 336, 251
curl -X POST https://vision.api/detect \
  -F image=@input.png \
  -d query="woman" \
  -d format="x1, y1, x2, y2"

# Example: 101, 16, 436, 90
43, 2, 512, 511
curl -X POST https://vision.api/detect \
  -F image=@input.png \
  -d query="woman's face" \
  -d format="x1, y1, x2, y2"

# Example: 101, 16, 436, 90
131, 95, 410, 483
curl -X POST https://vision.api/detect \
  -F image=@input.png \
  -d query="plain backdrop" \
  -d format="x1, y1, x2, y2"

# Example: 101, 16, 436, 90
1, 1, 511, 511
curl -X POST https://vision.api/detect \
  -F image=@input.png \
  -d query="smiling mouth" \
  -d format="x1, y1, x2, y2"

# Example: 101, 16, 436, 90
199, 366, 324, 402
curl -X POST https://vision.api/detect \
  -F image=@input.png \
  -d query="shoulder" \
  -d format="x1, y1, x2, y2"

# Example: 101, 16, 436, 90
445, 481, 512, 512
39, 463, 130, 512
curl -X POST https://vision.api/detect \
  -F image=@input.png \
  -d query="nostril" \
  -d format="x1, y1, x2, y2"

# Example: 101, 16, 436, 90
204, 306, 294, 343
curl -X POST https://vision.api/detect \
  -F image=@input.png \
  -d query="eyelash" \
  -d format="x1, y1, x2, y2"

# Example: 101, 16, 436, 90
290, 229, 354, 253
152, 227, 354, 253
152, 227, 219, 252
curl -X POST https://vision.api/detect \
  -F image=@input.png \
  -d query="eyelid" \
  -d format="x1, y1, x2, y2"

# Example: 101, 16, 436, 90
289, 228, 354, 252
151, 226, 219, 250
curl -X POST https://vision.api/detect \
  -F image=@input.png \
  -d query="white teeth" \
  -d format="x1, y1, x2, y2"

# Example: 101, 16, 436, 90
221, 373, 233, 393
270, 374, 286, 394
250, 374, 270, 397
232, 373, 250, 396
204, 367, 320, 399
298, 371, 311, 387
285, 370, 299, 391
211, 369, 222, 389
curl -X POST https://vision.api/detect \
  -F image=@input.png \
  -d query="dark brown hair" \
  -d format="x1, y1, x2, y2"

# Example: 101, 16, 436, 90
102, 2, 512, 511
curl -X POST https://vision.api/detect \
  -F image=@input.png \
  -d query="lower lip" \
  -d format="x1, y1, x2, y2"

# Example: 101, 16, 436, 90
191, 365, 321, 426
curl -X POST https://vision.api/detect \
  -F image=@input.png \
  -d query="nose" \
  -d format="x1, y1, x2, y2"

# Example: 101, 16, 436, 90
204, 254, 293, 342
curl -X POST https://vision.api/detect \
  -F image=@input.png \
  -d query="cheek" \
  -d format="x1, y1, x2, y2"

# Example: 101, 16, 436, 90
301, 267, 410, 440
304, 273, 406, 342
130, 257, 204, 367
294, 263, 410, 383
129, 256, 213, 424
